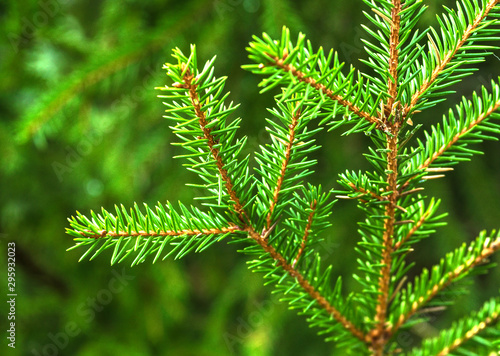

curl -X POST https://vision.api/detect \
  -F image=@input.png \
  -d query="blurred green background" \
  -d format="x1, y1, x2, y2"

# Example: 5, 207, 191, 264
1, 0, 500, 355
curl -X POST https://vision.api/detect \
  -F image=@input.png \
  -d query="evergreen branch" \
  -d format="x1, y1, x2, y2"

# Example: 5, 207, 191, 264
244, 226, 367, 342
335, 170, 388, 203
418, 97, 500, 171
387, 198, 448, 306
345, 183, 385, 203
400, 81, 500, 192
336, 180, 410, 213
63, 4, 500, 352
66, 202, 240, 265
262, 54, 381, 126
370, 23, 406, 341
75, 225, 239, 239
158, 46, 254, 220
172, 66, 247, 221
392, 197, 447, 255
279, 185, 335, 265
361, 0, 429, 102
391, 230, 500, 333
266, 108, 300, 229
405, 0, 500, 116
162, 49, 362, 343
243, 185, 364, 344
407, 297, 500, 356
254, 94, 322, 232
244, 27, 385, 135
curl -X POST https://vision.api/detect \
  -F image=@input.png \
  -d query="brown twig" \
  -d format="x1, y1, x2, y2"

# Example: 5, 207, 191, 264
339, 183, 408, 213
370, 2, 402, 353
347, 182, 385, 202
177, 68, 248, 223
386, 1, 401, 112
292, 199, 317, 268
266, 110, 300, 229
392, 235, 500, 332
263, 55, 382, 126
393, 211, 430, 251
79, 225, 241, 239
369, 123, 401, 352
436, 308, 500, 356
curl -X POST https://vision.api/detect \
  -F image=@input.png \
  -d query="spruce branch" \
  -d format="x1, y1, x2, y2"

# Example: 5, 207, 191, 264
254, 93, 322, 231
158, 46, 254, 222
405, 0, 500, 116
64, 1, 500, 354
335, 171, 387, 203
162, 47, 367, 343
265, 106, 301, 229
345, 183, 385, 203
393, 198, 445, 251
407, 297, 500, 356
66, 202, 241, 265
400, 80, 500, 192
244, 224, 367, 342
262, 54, 380, 126
391, 230, 500, 333
243, 27, 385, 135
172, 64, 247, 221
75, 223, 239, 240
371, 126, 401, 351
417, 90, 500, 170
